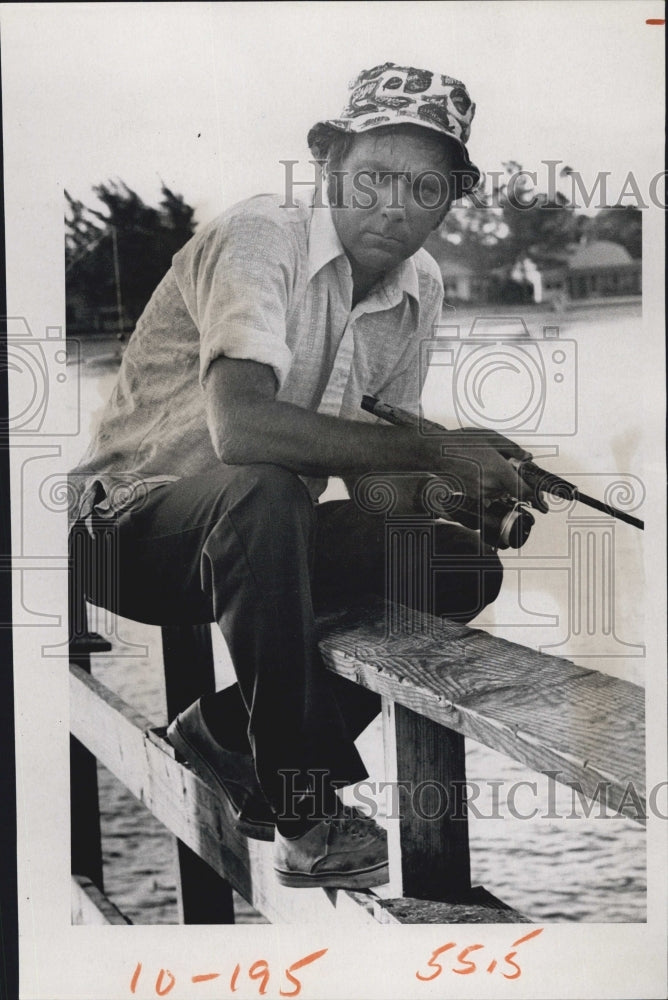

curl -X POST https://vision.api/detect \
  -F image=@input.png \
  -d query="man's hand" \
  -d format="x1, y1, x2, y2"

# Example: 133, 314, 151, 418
449, 426, 532, 462
422, 432, 535, 509
444, 428, 549, 511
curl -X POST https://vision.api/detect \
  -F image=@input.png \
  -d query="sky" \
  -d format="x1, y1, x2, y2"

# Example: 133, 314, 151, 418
2, 1, 665, 227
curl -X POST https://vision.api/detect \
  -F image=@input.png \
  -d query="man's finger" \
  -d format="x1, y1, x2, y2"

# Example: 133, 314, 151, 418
460, 427, 533, 462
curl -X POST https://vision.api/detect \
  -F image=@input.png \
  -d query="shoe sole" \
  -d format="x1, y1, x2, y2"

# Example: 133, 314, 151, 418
274, 861, 389, 890
166, 718, 275, 842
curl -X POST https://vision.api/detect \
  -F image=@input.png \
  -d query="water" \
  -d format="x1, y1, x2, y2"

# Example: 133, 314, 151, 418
71, 301, 647, 923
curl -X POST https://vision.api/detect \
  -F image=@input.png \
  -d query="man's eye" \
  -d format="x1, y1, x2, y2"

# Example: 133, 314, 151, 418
413, 179, 441, 202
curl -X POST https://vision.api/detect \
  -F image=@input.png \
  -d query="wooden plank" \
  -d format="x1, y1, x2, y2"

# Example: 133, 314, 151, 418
383, 700, 471, 901
69, 664, 380, 925
233, 891, 270, 924
161, 625, 236, 925
373, 887, 529, 924
71, 875, 132, 925
317, 599, 645, 823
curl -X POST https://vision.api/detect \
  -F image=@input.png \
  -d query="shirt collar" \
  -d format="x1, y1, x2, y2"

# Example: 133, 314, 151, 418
305, 189, 421, 312
306, 191, 346, 282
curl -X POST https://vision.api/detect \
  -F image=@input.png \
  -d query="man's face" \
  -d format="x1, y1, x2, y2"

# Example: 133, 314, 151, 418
328, 129, 454, 281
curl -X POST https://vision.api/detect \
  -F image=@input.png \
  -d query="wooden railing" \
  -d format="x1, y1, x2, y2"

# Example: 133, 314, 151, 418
69, 598, 645, 926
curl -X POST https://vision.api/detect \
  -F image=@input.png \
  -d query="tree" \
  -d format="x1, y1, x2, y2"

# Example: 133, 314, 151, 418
65, 180, 197, 331
433, 161, 579, 273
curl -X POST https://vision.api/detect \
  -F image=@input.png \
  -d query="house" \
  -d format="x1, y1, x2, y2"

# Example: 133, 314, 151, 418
426, 232, 641, 309
565, 240, 641, 300
537, 240, 641, 306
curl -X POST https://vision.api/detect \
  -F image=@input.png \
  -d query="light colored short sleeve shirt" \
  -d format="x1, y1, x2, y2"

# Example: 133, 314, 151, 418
69, 192, 443, 521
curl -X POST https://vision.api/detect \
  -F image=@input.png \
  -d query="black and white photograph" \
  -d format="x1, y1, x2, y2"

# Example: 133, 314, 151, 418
1, 2, 666, 998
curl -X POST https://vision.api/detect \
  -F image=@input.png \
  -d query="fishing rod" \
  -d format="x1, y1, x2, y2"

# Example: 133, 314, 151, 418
361, 395, 644, 548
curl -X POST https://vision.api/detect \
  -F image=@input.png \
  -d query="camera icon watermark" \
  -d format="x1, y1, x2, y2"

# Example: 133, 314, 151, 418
421, 318, 578, 436
2, 317, 80, 436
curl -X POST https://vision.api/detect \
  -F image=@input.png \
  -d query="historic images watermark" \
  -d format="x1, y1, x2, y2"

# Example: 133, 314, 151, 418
277, 769, 661, 824
2, 317, 78, 437
3, 318, 80, 636
419, 320, 577, 437
280, 159, 667, 211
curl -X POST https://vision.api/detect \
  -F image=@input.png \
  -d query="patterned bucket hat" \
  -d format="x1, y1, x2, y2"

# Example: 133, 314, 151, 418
308, 62, 481, 195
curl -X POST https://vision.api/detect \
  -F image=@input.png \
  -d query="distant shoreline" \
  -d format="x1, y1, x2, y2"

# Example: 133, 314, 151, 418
67, 296, 642, 349
445, 297, 641, 326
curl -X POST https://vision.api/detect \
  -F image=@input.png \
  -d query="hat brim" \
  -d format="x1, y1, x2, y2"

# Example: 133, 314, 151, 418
307, 117, 481, 198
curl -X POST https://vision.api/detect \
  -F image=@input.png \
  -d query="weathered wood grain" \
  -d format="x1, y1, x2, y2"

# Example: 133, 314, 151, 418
383, 700, 471, 901
374, 887, 529, 924
317, 599, 645, 823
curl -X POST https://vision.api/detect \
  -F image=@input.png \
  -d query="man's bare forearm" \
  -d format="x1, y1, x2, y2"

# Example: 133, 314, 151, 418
207, 361, 431, 476
204, 356, 531, 502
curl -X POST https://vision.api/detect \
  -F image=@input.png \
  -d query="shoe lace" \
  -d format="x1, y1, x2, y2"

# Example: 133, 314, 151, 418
327, 804, 377, 839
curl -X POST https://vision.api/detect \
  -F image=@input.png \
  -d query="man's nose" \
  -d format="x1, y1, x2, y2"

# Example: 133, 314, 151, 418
379, 176, 408, 219
381, 201, 406, 221
380, 194, 407, 221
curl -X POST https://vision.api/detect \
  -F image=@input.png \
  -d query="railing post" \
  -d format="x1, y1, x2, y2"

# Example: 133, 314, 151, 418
70, 731, 105, 891
379, 504, 472, 901
161, 624, 236, 924
69, 590, 105, 894
382, 698, 471, 901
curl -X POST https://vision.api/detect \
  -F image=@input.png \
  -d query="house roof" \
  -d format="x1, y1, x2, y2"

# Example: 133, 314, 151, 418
568, 240, 633, 270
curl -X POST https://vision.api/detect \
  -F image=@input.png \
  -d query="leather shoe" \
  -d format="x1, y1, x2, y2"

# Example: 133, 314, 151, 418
167, 699, 275, 841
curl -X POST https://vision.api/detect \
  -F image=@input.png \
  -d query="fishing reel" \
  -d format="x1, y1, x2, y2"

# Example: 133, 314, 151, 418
422, 480, 535, 550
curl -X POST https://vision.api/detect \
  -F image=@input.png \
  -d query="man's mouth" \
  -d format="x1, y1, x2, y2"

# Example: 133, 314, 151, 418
364, 232, 403, 246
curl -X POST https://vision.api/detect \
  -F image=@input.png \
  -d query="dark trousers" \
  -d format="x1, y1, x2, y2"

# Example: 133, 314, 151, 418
79, 464, 503, 815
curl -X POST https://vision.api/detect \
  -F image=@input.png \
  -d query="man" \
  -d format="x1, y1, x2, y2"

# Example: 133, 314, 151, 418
70, 63, 532, 890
